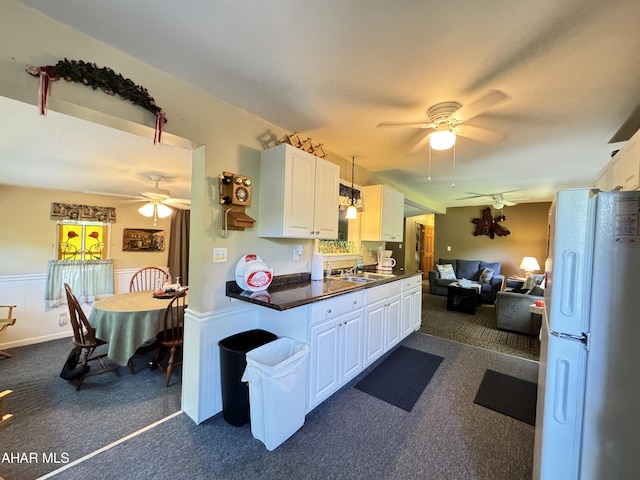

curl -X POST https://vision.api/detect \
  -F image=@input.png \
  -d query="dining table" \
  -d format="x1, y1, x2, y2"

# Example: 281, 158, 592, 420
89, 289, 187, 367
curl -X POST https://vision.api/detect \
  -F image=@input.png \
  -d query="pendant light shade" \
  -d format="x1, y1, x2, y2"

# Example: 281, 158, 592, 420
347, 155, 358, 219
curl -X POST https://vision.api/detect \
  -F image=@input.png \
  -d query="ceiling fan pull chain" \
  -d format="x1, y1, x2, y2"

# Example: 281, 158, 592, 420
451, 144, 456, 188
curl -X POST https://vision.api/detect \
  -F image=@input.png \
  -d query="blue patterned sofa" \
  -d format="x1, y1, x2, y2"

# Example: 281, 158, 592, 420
428, 258, 504, 304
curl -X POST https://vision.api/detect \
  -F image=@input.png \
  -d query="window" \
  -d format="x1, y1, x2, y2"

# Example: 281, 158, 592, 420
57, 221, 110, 260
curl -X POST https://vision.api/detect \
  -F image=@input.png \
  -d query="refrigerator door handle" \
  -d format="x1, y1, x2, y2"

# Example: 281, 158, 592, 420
550, 330, 590, 350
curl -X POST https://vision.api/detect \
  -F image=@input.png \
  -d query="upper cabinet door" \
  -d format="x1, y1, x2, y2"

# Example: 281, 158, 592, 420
282, 147, 317, 237
259, 144, 339, 239
313, 156, 339, 239
361, 184, 405, 242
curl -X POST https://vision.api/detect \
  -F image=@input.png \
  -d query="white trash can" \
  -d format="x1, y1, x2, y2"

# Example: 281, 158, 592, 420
241, 336, 310, 451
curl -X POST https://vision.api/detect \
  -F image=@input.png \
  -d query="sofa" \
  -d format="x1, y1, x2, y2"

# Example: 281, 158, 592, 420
495, 275, 545, 334
428, 258, 504, 304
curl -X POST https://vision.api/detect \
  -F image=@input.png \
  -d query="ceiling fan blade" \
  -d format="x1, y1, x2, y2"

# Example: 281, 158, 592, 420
502, 200, 517, 206
456, 124, 506, 143
163, 197, 191, 206
409, 132, 433, 154
84, 191, 143, 200
451, 90, 509, 123
377, 121, 435, 129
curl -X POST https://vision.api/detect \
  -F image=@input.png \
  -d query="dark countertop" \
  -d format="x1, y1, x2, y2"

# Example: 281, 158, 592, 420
226, 268, 422, 311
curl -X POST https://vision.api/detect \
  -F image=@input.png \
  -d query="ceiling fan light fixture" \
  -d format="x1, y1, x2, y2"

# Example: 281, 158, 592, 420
138, 203, 155, 217
156, 203, 173, 218
429, 130, 456, 150
494, 202, 504, 210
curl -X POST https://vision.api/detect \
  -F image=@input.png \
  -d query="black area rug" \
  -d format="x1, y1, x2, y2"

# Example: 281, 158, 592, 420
473, 369, 538, 425
354, 346, 444, 412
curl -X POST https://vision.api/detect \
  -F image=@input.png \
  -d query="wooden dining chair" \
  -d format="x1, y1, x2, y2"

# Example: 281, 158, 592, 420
129, 266, 168, 292
63, 283, 118, 390
150, 288, 188, 387
0, 305, 17, 358
127, 266, 167, 373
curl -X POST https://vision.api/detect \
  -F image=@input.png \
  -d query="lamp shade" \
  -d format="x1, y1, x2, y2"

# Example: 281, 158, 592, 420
345, 204, 357, 219
138, 203, 155, 217
429, 130, 456, 150
156, 203, 173, 218
519, 256, 540, 275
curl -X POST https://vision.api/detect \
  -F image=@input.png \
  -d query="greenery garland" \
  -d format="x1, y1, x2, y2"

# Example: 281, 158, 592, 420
26, 59, 167, 142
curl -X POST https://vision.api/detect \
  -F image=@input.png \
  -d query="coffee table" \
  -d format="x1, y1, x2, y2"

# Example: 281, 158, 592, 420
446, 282, 481, 314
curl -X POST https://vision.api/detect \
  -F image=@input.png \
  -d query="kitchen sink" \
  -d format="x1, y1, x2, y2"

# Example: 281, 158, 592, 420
341, 276, 376, 284
333, 272, 395, 284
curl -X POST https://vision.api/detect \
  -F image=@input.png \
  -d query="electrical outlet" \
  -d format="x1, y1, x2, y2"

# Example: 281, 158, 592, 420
213, 247, 228, 263
58, 312, 68, 327
293, 245, 303, 261
447, 245, 452, 252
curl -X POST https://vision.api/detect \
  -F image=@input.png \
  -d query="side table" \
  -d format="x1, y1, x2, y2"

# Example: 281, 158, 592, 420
528, 304, 544, 348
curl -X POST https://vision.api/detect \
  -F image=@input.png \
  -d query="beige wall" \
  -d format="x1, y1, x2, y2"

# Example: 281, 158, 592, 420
434, 203, 551, 278
0, 185, 171, 277
0, 1, 414, 320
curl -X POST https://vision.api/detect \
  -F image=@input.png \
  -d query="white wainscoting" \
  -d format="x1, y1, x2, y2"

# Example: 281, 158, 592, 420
182, 304, 259, 424
0, 268, 143, 350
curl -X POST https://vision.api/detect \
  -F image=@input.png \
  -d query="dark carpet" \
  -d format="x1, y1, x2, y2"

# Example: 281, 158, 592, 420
420, 293, 540, 361
354, 345, 444, 411
473, 369, 538, 425
0, 337, 181, 480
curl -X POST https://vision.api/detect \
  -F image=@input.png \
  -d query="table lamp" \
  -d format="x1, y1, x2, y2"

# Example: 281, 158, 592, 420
519, 256, 540, 277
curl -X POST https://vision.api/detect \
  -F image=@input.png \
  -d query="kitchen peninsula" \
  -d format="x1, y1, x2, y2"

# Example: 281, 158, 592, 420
226, 269, 423, 411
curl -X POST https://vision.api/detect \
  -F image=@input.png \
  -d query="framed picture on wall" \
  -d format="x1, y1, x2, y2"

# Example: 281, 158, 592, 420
122, 228, 165, 252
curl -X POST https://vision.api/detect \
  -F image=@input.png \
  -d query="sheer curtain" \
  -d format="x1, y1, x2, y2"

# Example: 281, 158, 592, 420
168, 209, 190, 286
45, 259, 115, 308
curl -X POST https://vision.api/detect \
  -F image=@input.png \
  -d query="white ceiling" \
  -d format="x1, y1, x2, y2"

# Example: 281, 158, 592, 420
8, 0, 640, 210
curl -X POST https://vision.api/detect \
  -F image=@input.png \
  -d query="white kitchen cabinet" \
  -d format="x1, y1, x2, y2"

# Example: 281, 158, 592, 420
594, 129, 640, 191
363, 281, 402, 367
617, 135, 640, 190
259, 143, 339, 239
360, 184, 405, 241
594, 164, 610, 191
402, 275, 423, 336
308, 292, 364, 409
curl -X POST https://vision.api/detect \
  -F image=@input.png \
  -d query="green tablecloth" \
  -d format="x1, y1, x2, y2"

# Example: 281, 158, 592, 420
89, 290, 187, 366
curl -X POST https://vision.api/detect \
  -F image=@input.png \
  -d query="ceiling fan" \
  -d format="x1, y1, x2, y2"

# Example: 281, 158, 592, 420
136, 174, 190, 224
460, 190, 524, 209
377, 90, 509, 151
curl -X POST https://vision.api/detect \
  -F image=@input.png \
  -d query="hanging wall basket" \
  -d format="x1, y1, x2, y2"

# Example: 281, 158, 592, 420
26, 59, 167, 144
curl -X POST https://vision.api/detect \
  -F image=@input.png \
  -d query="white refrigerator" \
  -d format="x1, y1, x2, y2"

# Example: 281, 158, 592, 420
533, 188, 640, 479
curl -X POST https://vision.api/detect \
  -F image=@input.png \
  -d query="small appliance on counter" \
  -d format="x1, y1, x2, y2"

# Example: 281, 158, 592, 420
376, 249, 396, 273
235, 254, 273, 292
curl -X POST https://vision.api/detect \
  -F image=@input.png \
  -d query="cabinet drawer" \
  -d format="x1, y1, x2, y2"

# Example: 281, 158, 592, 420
366, 281, 401, 303
401, 275, 423, 291
310, 291, 365, 324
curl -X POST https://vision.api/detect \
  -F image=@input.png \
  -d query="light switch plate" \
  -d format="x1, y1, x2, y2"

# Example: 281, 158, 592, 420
213, 247, 228, 263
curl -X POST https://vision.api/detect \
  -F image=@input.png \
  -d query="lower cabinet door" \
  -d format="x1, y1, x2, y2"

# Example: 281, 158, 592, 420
364, 299, 386, 367
385, 293, 402, 350
340, 310, 363, 384
309, 319, 340, 408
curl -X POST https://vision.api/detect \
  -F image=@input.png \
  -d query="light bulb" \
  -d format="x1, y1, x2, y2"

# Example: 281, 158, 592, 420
345, 204, 357, 219
429, 130, 456, 150
156, 203, 173, 218
138, 203, 155, 217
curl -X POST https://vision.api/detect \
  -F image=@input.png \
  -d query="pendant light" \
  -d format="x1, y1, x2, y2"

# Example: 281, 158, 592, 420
345, 155, 358, 219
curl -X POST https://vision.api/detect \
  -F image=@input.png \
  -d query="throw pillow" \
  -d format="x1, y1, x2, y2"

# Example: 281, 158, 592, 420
522, 275, 537, 291
479, 267, 495, 284
436, 264, 456, 280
